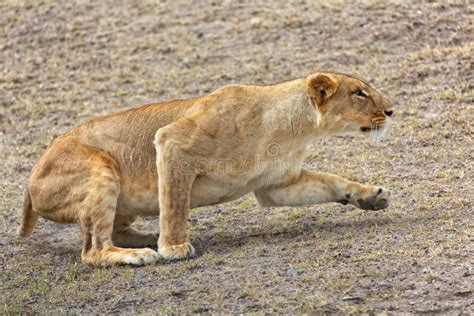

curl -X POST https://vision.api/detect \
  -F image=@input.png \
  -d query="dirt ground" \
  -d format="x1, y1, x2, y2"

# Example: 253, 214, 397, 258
1, 0, 473, 314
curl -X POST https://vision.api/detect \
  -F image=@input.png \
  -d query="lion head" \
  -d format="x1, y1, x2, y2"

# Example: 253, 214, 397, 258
306, 72, 394, 138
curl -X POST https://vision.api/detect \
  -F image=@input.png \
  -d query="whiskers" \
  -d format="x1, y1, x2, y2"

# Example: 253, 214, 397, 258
370, 118, 392, 144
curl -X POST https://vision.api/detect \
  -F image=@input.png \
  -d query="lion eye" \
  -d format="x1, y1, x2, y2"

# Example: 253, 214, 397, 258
355, 89, 368, 98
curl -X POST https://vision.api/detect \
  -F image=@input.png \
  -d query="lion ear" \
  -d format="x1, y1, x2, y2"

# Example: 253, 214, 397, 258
306, 73, 339, 108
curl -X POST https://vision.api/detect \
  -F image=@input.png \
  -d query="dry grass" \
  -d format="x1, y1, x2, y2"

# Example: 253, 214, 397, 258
1, 0, 473, 314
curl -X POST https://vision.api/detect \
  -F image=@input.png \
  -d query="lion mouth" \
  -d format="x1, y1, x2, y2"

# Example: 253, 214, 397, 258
360, 124, 385, 132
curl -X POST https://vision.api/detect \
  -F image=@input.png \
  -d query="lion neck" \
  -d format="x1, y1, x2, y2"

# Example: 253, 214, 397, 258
262, 79, 347, 148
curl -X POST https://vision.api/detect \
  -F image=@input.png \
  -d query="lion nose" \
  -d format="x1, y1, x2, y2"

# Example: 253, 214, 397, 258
384, 110, 394, 117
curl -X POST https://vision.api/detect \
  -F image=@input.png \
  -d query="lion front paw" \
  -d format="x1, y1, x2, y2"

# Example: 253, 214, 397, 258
354, 187, 391, 210
158, 241, 195, 260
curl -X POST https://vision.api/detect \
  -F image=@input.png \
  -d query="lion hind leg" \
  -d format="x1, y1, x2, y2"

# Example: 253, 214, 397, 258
79, 153, 158, 266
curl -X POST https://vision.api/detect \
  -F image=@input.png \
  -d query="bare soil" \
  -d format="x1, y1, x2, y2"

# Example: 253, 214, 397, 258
1, 0, 473, 314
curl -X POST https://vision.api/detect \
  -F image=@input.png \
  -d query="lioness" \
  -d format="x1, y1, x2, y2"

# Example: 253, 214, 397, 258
18, 72, 394, 266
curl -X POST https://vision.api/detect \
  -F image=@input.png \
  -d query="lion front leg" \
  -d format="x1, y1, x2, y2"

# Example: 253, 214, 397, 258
254, 169, 391, 210
154, 128, 197, 260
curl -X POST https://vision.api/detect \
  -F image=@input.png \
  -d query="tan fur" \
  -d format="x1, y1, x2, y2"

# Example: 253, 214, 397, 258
19, 72, 394, 265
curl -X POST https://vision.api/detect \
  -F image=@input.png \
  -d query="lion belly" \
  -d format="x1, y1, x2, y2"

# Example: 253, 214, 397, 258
116, 177, 254, 215
115, 155, 298, 215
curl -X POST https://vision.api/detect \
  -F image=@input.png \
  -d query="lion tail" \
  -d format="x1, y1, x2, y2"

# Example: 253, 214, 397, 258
17, 188, 38, 238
